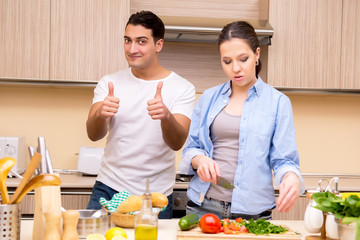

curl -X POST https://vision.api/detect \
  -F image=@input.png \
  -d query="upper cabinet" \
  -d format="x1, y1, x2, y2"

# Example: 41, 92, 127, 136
267, 0, 342, 89
341, 0, 360, 89
0, 0, 129, 82
268, 0, 359, 91
50, 0, 129, 82
0, 0, 50, 81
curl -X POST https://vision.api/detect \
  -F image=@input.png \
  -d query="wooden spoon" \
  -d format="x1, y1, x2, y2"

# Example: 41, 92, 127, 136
0, 157, 16, 204
12, 173, 61, 204
9, 152, 42, 204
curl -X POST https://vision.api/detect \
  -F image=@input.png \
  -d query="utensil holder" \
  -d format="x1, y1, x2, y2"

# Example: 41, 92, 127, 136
0, 204, 21, 240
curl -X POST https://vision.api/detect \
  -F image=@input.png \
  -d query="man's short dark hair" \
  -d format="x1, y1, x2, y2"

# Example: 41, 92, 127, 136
126, 10, 165, 43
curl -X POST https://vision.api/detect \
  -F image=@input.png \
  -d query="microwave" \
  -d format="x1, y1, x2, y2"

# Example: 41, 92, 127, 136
0, 136, 26, 176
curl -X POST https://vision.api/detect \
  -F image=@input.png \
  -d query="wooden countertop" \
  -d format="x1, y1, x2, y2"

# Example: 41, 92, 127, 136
6, 172, 360, 191
20, 219, 318, 240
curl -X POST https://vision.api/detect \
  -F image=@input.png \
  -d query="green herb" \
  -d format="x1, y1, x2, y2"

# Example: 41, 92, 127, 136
312, 191, 360, 240
243, 218, 288, 235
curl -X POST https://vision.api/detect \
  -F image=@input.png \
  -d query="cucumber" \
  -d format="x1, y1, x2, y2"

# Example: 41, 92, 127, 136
178, 213, 200, 231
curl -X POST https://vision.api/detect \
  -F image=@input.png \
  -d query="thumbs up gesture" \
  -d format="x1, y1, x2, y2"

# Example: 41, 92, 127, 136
99, 81, 120, 118
147, 81, 170, 120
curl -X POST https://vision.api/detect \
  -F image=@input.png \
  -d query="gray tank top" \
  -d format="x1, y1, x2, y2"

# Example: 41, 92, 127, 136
206, 108, 241, 202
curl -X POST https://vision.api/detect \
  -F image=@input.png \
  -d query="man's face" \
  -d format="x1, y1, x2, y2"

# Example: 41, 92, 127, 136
124, 24, 163, 69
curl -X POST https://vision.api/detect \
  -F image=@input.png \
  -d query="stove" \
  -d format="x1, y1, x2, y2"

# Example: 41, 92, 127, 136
172, 174, 193, 218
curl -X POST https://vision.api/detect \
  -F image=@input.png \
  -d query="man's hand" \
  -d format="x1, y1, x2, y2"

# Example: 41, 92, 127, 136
147, 81, 171, 120
98, 81, 120, 119
277, 172, 300, 212
192, 155, 220, 185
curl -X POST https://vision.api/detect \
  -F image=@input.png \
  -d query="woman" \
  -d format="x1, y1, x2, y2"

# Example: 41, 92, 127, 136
180, 21, 305, 220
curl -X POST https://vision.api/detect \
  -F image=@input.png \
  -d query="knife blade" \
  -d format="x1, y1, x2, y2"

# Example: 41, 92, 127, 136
216, 176, 234, 189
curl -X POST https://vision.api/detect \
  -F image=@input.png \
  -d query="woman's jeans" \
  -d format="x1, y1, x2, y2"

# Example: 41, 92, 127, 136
186, 197, 272, 220
87, 180, 173, 219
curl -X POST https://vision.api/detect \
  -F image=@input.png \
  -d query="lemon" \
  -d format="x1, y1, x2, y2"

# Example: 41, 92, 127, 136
111, 236, 127, 240
86, 233, 106, 240
105, 227, 127, 240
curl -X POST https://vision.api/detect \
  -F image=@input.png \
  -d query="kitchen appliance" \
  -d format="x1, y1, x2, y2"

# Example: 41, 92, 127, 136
172, 174, 192, 218
0, 136, 26, 176
77, 146, 104, 175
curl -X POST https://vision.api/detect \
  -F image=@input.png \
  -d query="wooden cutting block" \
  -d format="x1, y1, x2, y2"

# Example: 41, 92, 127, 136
32, 176, 62, 240
177, 226, 301, 240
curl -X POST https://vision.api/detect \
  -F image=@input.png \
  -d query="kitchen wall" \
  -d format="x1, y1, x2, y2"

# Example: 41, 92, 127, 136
1, 85, 359, 174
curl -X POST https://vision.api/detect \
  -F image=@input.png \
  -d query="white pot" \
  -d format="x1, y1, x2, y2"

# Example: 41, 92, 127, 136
304, 200, 324, 233
326, 213, 339, 239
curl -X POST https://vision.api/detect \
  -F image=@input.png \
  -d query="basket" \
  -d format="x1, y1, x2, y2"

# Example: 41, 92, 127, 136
111, 212, 136, 228
109, 209, 161, 228
0, 204, 21, 240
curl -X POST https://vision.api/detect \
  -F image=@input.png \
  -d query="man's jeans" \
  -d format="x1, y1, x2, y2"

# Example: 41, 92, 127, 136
87, 181, 173, 219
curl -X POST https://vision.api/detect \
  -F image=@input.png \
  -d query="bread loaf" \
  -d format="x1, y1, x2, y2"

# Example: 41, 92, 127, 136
116, 192, 168, 214
151, 192, 168, 208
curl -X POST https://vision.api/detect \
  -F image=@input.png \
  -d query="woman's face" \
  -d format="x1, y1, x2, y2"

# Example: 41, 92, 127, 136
219, 38, 260, 90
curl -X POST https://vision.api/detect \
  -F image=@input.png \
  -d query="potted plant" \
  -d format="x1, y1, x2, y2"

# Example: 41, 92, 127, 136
312, 191, 360, 240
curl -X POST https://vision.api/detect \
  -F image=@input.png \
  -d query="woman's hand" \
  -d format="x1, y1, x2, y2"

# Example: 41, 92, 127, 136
277, 172, 300, 212
191, 155, 220, 184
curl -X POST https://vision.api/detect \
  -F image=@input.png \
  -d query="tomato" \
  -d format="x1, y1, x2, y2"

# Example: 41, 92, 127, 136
229, 221, 241, 231
199, 214, 221, 234
240, 225, 249, 233
223, 218, 249, 234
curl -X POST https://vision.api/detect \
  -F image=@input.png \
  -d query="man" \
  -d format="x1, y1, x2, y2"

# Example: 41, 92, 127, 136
86, 11, 196, 219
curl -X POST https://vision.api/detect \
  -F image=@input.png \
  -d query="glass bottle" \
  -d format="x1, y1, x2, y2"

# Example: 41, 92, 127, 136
134, 179, 158, 240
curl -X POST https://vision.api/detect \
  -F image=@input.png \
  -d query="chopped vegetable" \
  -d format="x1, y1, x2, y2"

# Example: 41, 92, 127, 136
243, 219, 288, 235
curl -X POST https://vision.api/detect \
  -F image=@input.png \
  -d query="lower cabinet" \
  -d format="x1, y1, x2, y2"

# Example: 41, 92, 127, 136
15, 189, 92, 216
272, 195, 309, 220
16, 189, 309, 220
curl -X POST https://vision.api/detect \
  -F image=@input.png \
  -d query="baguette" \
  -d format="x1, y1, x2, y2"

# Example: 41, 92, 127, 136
116, 192, 168, 214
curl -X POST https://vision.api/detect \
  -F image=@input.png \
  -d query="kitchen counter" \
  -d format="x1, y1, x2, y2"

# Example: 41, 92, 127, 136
20, 219, 318, 240
6, 172, 360, 191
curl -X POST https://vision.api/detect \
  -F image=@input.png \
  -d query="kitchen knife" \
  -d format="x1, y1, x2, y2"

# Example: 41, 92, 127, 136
216, 176, 235, 189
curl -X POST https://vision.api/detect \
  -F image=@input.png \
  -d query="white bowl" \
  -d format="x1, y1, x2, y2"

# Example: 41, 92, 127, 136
336, 219, 356, 240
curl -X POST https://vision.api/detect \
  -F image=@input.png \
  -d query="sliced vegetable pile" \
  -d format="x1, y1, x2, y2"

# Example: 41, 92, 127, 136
221, 218, 287, 235
178, 213, 288, 235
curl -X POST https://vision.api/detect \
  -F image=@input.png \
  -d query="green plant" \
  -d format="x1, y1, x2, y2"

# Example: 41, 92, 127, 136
312, 191, 360, 240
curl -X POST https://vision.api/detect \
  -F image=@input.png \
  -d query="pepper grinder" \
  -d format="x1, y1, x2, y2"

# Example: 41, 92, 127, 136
44, 211, 62, 240
62, 210, 80, 240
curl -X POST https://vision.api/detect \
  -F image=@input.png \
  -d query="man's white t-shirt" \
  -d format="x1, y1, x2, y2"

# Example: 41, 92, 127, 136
92, 68, 196, 196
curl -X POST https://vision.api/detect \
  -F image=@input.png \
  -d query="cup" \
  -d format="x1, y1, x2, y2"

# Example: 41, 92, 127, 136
0, 203, 21, 240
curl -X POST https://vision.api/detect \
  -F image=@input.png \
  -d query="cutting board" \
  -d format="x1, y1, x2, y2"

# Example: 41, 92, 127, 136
177, 226, 301, 240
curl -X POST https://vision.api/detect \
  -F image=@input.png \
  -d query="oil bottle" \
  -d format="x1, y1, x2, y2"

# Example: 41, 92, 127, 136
134, 179, 158, 240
